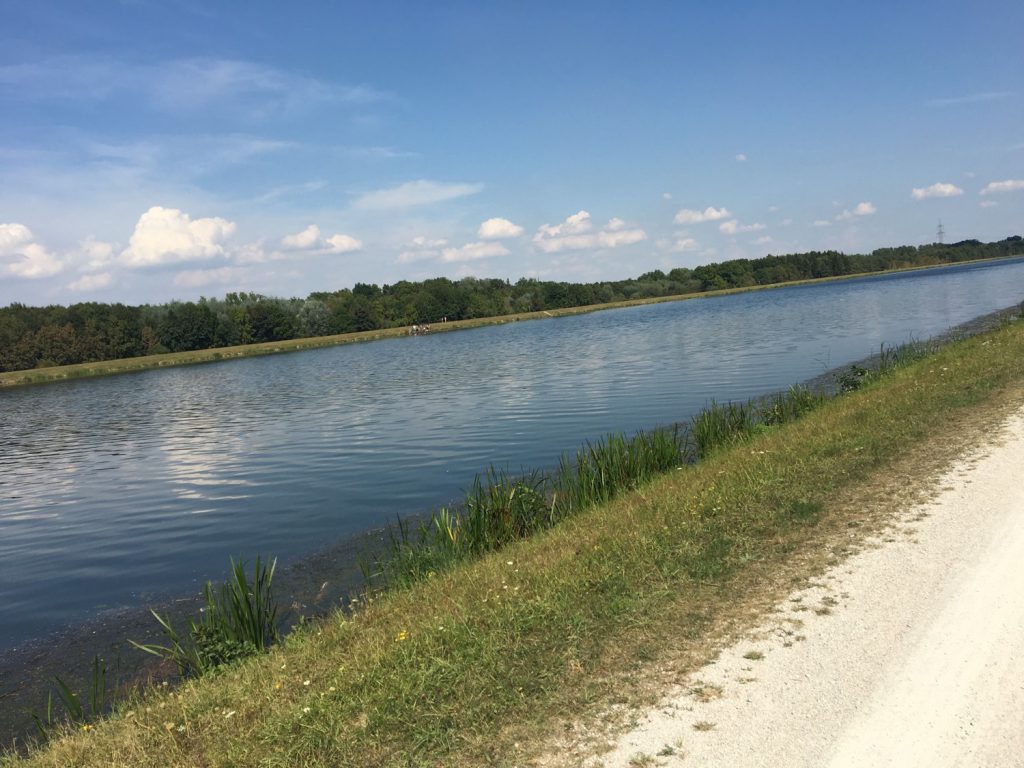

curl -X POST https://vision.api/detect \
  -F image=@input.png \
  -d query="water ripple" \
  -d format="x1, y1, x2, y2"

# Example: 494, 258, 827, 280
1, 257, 1023, 649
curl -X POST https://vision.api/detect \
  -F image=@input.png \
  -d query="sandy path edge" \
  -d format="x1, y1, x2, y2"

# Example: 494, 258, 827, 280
585, 407, 1024, 768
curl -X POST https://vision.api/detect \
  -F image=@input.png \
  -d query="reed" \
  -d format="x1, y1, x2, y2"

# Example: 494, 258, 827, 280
29, 656, 110, 741
691, 400, 757, 458
131, 556, 278, 677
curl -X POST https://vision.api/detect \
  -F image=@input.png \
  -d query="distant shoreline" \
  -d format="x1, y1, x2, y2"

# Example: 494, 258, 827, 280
1, 255, 1018, 389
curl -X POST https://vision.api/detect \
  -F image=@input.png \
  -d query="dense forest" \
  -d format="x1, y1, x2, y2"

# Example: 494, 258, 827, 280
1, 236, 1020, 373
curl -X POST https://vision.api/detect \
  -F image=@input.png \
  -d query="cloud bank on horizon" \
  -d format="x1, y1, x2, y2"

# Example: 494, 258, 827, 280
0, 2, 1021, 306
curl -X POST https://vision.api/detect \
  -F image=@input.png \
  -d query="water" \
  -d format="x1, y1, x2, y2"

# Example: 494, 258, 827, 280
1, 258, 1023, 651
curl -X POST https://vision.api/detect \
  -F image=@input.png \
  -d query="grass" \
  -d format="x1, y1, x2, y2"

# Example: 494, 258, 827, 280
131, 557, 279, 678
368, 384, 822, 592
0, 260, 1002, 389
5, 317, 1024, 767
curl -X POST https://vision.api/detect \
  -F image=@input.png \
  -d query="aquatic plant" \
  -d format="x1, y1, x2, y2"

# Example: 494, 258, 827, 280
131, 556, 278, 677
691, 400, 757, 458
30, 655, 110, 741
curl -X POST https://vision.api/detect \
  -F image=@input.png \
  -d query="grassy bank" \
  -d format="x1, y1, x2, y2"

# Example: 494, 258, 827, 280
7, 315, 1022, 765
1, 259, 1008, 389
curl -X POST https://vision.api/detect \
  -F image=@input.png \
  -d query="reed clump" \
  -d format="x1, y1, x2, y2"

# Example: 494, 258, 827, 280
369, 381, 833, 589
131, 556, 278, 678
368, 337, 938, 589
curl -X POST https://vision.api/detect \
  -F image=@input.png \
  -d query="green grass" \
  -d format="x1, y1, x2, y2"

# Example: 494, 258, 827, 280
6, 318, 1024, 767
131, 557, 279, 678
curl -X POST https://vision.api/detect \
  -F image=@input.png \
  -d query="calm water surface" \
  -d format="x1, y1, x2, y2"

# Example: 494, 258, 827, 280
2, 258, 1023, 650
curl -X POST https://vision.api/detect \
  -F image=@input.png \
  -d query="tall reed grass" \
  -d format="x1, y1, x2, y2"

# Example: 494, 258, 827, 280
131, 556, 278, 677
367, 337, 933, 589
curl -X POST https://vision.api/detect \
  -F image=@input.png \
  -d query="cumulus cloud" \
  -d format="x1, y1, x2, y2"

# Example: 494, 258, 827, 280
440, 241, 509, 263
673, 206, 731, 225
121, 206, 235, 267
69, 272, 113, 292
532, 211, 647, 253
836, 201, 876, 221
753, 235, 773, 245
397, 236, 451, 264
280, 224, 362, 253
735, 153, 747, 162
667, 237, 699, 252
537, 210, 593, 238
662, 192, 673, 200
911, 182, 964, 200
478, 217, 524, 240
980, 179, 1024, 195
719, 219, 765, 235
75, 236, 117, 272
0, 222, 64, 278
812, 219, 832, 227
352, 179, 483, 210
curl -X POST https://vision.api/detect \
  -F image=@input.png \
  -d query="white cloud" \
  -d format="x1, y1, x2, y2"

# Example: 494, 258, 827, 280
121, 206, 235, 267
69, 272, 112, 292
440, 241, 509, 263
598, 227, 647, 248
537, 210, 593, 238
478, 217, 524, 240
352, 179, 483, 210
662, 192, 673, 200
397, 236, 450, 264
173, 267, 241, 289
668, 237, 699, 252
812, 219, 832, 227
673, 206, 730, 225
75, 236, 116, 272
753, 235, 773, 245
280, 224, 362, 253
719, 219, 765, 235
735, 153, 747, 162
980, 179, 1024, 195
533, 211, 646, 253
979, 200, 998, 208
911, 182, 964, 200
397, 249, 437, 264
0, 56, 387, 116
0, 222, 64, 278
325, 234, 362, 253
836, 201, 876, 221
281, 224, 321, 250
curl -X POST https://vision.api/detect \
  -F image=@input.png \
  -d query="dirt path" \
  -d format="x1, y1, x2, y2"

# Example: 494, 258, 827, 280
589, 408, 1024, 767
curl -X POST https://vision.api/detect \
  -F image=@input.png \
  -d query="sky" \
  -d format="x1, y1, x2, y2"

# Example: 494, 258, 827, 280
1, 0, 1022, 307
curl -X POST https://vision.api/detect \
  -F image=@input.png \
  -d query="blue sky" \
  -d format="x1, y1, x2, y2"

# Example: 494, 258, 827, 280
1, 1, 1021, 306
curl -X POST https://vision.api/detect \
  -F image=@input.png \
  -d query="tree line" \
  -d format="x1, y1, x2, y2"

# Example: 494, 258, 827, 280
1, 236, 1020, 373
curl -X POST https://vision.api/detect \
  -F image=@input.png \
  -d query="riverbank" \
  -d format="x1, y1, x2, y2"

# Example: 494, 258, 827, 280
580, 403, 1024, 767
7, 307, 1022, 765
2, 256, 1016, 389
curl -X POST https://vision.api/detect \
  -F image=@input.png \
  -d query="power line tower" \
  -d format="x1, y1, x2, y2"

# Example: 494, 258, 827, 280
936, 220, 945, 244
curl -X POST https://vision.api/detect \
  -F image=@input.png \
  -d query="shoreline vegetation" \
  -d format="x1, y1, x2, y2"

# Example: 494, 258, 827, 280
2, 246, 1021, 389
6, 309, 1023, 765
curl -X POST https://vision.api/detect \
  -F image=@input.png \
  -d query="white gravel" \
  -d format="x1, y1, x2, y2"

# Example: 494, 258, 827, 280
590, 407, 1024, 768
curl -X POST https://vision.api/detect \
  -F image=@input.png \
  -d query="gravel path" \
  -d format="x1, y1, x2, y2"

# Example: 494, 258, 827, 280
592, 407, 1024, 767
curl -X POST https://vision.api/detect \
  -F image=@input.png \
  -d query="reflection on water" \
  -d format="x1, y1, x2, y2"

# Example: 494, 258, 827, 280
1, 257, 1023, 650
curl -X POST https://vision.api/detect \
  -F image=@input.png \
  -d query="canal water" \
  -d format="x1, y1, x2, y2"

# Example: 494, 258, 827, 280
2, 257, 1023, 652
